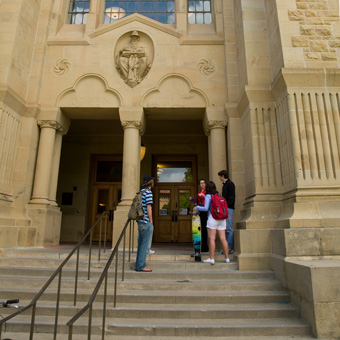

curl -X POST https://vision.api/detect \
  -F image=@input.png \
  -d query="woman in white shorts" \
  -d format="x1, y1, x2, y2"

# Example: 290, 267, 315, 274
195, 181, 230, 264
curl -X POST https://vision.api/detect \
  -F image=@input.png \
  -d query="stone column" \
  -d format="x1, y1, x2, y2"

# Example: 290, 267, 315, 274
204, 120, 227, 185
48, 127, 66, 206
30, 120, 60, 205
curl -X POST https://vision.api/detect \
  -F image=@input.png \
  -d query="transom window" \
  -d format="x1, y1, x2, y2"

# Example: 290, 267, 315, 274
188, 0, 212, 24
104, 0, 175, 24
67, 0, 91, 24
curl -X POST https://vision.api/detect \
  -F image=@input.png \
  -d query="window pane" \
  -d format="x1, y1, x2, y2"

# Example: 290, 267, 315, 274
188, 0, 211, 24
102, 0, 175, 24
196, 12, 203, 24
159, 190, 170, 216
167, 13, 174, 24
196, 1, 203, 11
67, 0, 90, 24
157, 162, 193, 183
179, 189, 191, 215
97, 190, 109, 214
204, 12, 211, 24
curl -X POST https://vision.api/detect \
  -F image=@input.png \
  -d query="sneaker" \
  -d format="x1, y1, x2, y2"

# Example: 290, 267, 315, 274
218, 250, 224, 254
224, 258, 230, 263
148, 249, 155, 254
228, 249, 234, 255
203, 258, 215, 265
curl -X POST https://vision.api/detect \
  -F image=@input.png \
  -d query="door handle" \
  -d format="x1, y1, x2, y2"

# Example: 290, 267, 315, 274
174, 210, 178, 222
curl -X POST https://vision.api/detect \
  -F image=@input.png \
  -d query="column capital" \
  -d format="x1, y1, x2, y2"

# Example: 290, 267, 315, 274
121, 120, 143, 131
37, 120, 61, 130
204, 120, 227, 136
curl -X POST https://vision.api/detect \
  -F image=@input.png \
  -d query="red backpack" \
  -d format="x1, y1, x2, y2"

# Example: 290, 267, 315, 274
210, 193, 229, 220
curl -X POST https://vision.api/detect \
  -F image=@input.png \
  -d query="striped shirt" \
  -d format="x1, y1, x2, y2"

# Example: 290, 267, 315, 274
140, 188, 153, 223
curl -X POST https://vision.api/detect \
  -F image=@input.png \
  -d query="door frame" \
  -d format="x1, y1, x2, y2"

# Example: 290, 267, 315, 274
88, 154, 122, 241
152, 155, 198, 243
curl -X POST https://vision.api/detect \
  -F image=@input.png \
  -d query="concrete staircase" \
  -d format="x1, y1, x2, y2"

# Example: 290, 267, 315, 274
0, 246, 316, 340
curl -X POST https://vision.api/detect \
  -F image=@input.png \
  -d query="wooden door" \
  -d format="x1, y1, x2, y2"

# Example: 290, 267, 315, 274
154, 184, 194, 242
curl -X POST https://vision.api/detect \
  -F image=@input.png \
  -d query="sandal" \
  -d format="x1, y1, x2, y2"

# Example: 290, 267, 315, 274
135, 267, 152, 272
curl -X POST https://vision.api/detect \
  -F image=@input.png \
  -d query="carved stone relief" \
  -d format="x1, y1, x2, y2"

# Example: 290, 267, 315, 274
115, 31, 154, 88
52, 58, 72, 76
197, 57, 217, 77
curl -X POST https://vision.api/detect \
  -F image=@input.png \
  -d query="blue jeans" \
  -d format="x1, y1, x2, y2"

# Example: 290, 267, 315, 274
135, 221, 154, 270
226, 208, 234, 250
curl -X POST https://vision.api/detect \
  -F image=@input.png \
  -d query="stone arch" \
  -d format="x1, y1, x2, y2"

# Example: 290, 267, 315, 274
57, 74, 123, 108
141, 73, 209, 108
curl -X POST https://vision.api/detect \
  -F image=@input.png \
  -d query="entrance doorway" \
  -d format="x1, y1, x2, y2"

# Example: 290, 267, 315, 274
153, 156, 197, 243
88, 155, 122, 241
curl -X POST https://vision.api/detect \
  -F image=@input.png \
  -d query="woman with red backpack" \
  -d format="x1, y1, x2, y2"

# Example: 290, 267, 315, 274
194, 181, 230, 264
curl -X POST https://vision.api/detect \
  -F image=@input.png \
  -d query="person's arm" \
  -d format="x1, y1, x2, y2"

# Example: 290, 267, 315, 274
147, 204, 153, 224
195, 194, 211, 212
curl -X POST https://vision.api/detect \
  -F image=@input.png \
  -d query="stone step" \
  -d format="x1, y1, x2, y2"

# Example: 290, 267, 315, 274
3, 316, 311, 337
0, 265, 275, 280
0, 287, 291, 305
0, 275, 283, 291
0, 301, 300, 319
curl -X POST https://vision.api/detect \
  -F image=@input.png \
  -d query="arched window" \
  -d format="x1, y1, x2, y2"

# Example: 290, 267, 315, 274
67, 0, 91, 24
104, 0, 175, 24
188, 0, 212, 24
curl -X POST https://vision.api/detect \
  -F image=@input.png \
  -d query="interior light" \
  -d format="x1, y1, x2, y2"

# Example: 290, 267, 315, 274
105, 7, 126, 20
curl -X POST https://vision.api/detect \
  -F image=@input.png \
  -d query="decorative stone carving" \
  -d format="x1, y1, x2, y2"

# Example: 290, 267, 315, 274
197, 58, 217, 77
115, 31, 153, 88
121, 120, 143, 131
204, 120, 227, 136
37, 120, 62, 130
52, 58, 72, 76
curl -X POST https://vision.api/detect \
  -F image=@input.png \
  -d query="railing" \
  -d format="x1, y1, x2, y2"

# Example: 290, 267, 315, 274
67, 218, 134, 340
0, 211, 134, 340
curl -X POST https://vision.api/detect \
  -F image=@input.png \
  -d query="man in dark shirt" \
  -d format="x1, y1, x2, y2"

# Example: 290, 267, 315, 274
218, 170, 235, 254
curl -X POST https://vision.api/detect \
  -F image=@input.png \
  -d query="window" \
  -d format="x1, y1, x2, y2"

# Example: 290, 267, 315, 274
188, 0, 212, 24
67, 0, 91, 24
104, 0, 175, 24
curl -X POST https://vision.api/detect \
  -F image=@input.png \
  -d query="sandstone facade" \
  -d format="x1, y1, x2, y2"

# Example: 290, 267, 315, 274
0, 0, 339, 338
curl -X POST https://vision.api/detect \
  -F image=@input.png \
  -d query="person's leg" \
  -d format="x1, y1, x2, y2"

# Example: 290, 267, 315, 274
217, 229, 229, 259
135, 222, 153, 270
200, 212, 208, 252
226, 208, 234, 250
207, 228, 217, 259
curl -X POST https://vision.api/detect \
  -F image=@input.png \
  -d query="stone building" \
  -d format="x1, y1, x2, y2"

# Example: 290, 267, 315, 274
0, 0, 339, 338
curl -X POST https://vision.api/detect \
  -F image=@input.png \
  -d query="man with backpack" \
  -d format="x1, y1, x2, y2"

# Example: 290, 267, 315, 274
135, 175, 155, 272
218, 170, 235, 254
194, 181, 230, 264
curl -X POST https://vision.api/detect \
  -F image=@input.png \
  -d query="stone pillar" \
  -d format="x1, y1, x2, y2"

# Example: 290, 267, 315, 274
113, 107, 144, 247
30, 120, 60, 205
48, 127, 66, 206
204, 107, 228, 184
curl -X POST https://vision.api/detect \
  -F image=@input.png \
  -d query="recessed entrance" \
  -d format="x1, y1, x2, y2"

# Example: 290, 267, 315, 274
88, 155, 122, 241
153, 156, 197, 243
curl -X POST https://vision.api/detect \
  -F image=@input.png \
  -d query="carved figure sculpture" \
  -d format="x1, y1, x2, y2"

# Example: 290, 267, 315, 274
116, 31, 151, 88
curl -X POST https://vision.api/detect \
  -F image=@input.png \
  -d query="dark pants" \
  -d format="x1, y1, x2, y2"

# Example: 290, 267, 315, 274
200, 211, 208, 252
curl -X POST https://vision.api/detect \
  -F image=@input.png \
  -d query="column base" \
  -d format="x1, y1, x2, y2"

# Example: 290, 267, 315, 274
29, 197, 51, 205
27, 204, 61, 246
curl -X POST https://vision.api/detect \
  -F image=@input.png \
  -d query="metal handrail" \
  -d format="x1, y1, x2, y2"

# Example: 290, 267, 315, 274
66, 219, 134, 340
0, 211, 110, 340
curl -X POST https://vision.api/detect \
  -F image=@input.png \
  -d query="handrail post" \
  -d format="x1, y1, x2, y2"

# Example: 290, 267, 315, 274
122, 230, 126, 282
68, 324, 73, 340
113, 252, 119, 308
102, 272, 108, 340
29, 303, 37, 340
74, 248, 80, 306
98, 216, 102, 262
87, 305, 93, 340
104, 213, 108, 253
128, 220, 132, 262
132, 220, 135, 253
88, 232, 92, 280
53, 271, 63, 340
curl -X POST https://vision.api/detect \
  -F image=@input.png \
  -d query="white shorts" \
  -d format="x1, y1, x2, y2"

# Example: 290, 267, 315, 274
207, 214, 226, 230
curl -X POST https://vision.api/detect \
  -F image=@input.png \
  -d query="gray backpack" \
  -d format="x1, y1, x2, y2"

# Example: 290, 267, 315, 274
128, 189, 147, 220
